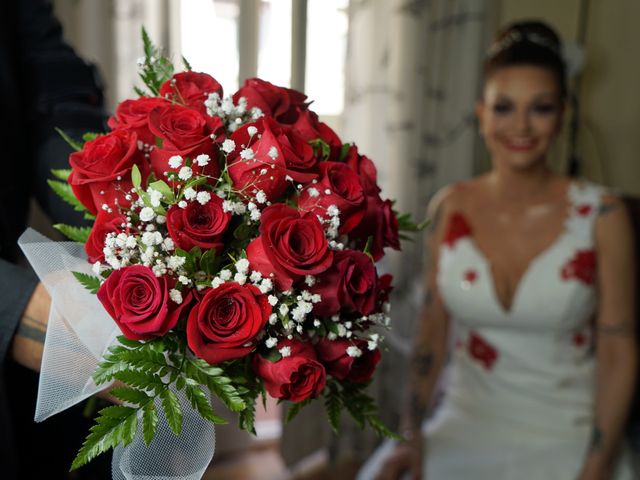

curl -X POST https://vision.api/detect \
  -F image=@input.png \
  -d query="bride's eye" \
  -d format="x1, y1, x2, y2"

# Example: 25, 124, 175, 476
492, 103, 512, 114
532, 104, 557, 114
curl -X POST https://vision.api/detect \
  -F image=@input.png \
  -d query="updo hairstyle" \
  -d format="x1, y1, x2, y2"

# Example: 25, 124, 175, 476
484, 21, 567, 98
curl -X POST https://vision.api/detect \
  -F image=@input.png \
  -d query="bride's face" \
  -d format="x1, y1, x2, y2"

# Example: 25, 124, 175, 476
477, 65, 564, 171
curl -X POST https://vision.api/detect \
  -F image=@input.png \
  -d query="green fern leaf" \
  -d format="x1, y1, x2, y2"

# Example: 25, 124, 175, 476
72, 271, 102, 294
160, 389, 183, 435
53, 224, 92, 243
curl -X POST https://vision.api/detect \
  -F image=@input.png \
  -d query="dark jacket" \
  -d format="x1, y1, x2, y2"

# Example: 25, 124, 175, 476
0, 0, 109, 477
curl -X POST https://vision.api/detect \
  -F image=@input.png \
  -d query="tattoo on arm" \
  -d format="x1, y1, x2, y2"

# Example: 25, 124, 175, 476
17, 314, 46, 343
598, 203, 617, 216
596, 321, 635, 336
588, 425, 604, 452
411, 351, 434, 376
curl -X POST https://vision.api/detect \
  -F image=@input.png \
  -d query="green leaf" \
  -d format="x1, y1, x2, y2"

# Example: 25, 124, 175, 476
184, 384, 227, 424
142, 401, 158, 445
309, 139, 331, 160
148, 180, 175, 203
55, 127, 83, 151
93, 360, 129, 385
186, 359, 246, 412
138, 27, 175, 95
182, 56, 193, 71
72, 271, 102, 294
325, 392, 342, 433
53, 224, 92, 243
47, 179, 89, 214
285, 398, 312, 424
339, 143, 351, 161
110, 387, 151, 406
117, 336, 143, 349
113, 370, 165, 394
238, 397, 256, 435
199, 248, 217, 276
82, 132, 102, 142
51, 168, 71, 181
70, 405, 138, 470
160, 389, 183, 435
132, 164, 142, 190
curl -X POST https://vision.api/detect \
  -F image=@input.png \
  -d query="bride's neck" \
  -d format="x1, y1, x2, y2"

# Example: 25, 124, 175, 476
487, 165, 555, 203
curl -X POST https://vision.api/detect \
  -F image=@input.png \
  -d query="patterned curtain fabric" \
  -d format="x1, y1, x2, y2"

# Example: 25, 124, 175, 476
282, 0, 495, 466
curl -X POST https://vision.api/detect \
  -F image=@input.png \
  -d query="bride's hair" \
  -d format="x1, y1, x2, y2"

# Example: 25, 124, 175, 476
484, 20, 567, 98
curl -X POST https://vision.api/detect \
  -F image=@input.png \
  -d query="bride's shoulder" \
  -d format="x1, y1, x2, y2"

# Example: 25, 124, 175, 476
427, 178, 480, 215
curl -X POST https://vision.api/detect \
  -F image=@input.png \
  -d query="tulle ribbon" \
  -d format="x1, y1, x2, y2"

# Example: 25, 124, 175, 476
19, 228, 215, 479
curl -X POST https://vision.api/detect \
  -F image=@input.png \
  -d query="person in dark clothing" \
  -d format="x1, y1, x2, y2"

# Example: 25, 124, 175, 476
0, 0, 111, 478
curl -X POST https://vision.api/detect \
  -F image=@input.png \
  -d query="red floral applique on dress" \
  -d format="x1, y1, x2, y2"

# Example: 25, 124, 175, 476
561, 250, 597, 285
572, 331, 587, 347
468, 331, 498, 370
463, 269, 477, 284
576, 204, 593, 216
444, 212, 472, 247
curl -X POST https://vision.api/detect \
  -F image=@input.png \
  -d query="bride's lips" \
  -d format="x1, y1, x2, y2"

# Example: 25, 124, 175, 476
503, 138, 538, 152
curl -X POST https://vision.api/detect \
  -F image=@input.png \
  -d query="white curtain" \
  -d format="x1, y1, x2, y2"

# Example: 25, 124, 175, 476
284, 0, 496, 465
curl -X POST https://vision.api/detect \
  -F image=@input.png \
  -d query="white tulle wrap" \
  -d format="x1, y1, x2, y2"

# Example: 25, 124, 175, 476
18, 228, 215, 479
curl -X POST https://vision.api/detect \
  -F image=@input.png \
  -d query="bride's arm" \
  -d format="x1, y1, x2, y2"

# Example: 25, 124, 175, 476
375, 190, 453, 480
578, 196, 638, 480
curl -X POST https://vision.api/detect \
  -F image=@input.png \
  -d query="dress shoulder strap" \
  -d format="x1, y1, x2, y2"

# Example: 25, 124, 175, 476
565, 180, 608, 243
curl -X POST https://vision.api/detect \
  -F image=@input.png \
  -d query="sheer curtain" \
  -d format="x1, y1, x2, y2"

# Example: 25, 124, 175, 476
323, 0, 495, 464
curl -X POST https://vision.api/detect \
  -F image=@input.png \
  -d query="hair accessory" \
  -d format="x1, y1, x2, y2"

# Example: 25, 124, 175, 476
487, 30, 561, 58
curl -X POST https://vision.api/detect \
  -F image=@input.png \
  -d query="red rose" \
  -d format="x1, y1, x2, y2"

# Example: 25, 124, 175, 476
85, 210, 126, 263
561, 249, 597, 285
246, 204, 333, 290
253, 339, 326, 402
377, 273, 394, 304
310, 249, 379, 316
107, 96, 169, 145
343, 145, 380, 196
227, 122, 289, 201
232, 118, 318, 184
166, 195, 231, 251
316, 338, 381, 383
148, 104, 224, 180
159, 72, 223, 113
350, 194, 400, 261
69, 129, 148, 215
298, 162, 366, 234
444, 212, 472, 247
97, 265, 191, 340
186, 282, 270, 364
233, 78, 308, 124
468, 331, 498, 370
292, 109, 342, 161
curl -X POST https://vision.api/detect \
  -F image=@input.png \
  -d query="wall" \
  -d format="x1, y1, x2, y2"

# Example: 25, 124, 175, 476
498, 0, 640, 196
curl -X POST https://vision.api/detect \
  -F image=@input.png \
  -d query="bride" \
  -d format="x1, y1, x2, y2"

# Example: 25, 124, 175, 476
361, 20, 637, 480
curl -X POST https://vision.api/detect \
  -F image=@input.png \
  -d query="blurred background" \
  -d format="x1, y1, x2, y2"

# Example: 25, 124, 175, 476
49, 0, 640, 478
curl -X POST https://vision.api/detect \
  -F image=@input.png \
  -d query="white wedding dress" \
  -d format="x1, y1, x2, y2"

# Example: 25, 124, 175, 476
358, 181, 635, 480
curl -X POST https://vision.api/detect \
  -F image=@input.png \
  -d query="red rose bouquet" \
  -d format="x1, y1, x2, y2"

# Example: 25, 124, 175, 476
28, 31, 424, 473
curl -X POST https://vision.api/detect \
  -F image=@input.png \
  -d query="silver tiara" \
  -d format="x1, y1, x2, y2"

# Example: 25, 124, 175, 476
486, 30, 560, 58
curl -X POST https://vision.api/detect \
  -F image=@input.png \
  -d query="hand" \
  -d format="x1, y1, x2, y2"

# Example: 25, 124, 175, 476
11, 282, 51, 371
374, 437, 423, 480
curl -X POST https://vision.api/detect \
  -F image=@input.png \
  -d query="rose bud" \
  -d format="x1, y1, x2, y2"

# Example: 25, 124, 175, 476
253, 339, 326, 402
246, 204, 333, 290
69, 129, 148, 215
298, 162, 366, 234
85, 210, 126, 264
148, 104, 224, 181
159, 71, 223, 113
107, 96, 169, 145
292, 108, 342, 162
187, 282, 271, 364
233, 78, 308, 124
310, 249, 379, 317
97, 265, 191, 340
350, 194, 400, 261
316, 338, 381, 383
166, 194, 231, 251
